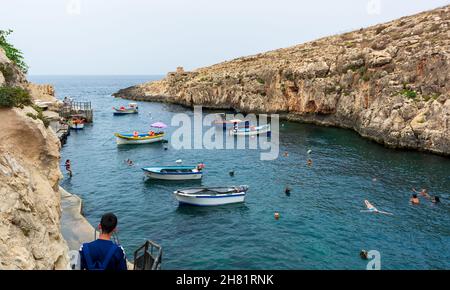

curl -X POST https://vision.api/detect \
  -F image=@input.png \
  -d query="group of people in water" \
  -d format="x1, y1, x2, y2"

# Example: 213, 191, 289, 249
410, 188, 440, 205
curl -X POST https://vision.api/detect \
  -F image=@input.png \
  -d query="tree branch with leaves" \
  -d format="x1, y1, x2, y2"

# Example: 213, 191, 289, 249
0, 29, 28, 73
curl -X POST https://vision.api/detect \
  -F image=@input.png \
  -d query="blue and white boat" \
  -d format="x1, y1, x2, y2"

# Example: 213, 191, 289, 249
142, 165, 203, 180
230, 124, 270, 136
113, 103, 139, 115
174, 185, 248, 206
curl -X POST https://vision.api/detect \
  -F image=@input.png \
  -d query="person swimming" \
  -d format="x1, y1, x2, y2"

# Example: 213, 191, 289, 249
410, 194, 420, 205
431, 196, 440, 204
285, 187, 291, 196
412, 188, 430, 199
360, 250, 369, 260
307, 159, 313, 167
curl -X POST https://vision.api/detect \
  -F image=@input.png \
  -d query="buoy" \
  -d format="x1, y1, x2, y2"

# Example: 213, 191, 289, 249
372, 178, 377, 182
307, 149, 312, 154
176, 159, 182, 164
229, 170, 235, 177
274, 212, 280, 220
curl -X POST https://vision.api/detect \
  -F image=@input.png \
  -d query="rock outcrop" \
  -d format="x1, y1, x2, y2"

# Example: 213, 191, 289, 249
0, 47, 70, 269
115, 5, 450, 156
0, 108, 69, 269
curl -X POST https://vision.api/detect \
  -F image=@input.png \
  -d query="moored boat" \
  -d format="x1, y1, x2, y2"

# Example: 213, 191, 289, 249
173, 185, 249, 206
213, 113, 249, 130
68, 115, 85, 130
114, 131, 165, 145
230, 124, 270, 136
113, 103, 139, 115
142, 165, 204, 180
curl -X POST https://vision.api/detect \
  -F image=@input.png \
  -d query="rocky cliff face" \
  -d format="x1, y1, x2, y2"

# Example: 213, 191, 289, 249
115, 5, 450, 156
0, 49, 69, 269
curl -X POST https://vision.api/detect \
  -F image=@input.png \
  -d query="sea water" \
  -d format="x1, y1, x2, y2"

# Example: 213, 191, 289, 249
30, 75, 450, 270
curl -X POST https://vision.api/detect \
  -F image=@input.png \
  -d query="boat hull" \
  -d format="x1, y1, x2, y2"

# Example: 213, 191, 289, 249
145, 171, 202, 180
113, 110, 138, 115
230, 126, 270, 136
116, 135, 164, 145
115, 132, 165, 145
69, 123, 84, 130
174, 192, 246, 206
142, 166, 203, 180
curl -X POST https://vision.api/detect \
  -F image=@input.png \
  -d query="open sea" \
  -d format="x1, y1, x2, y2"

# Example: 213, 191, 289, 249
30, 75, 450, 270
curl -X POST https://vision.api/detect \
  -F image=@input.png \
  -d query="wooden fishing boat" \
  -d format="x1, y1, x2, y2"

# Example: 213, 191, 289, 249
142, 165, 203, 180
113, 103, 139, 115
173, 185, 249, 206
230, 124, 270, 136
114, 131, 165, 145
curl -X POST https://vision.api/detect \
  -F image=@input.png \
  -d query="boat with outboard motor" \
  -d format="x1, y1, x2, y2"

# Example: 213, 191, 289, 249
113, 103, 139, 115
114, 131, 164, 145
230, 124, 270, 136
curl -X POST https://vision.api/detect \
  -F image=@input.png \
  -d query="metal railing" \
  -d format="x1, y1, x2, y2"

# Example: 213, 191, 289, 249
60, 101, 94, 123
133, 240, 163, 270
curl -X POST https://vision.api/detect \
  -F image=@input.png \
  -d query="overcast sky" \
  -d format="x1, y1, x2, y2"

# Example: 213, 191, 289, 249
1, 0, 448, 75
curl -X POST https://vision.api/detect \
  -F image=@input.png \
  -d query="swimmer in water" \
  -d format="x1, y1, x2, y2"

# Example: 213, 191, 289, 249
431, 196, 440, 204
307, 159, 313, 167
412, 188, 430, 199
410, 194, 420, 205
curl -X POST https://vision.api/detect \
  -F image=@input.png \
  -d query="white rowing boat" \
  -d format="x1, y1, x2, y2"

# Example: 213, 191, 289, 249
174, 185, 248, 206
142, 166, 203, 180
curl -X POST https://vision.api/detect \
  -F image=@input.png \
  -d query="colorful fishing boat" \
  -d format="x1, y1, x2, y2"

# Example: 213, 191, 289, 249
173, 185, 249, 206
113, 103, 139, 115
68, 115, 85, 130
142, 165, 204, 180
114, 131, 165, 145
230, 124, 271, 136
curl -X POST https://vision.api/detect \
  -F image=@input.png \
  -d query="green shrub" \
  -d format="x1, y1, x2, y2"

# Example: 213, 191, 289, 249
401, 89, 418, 99
27, 106, 50, 128
0, 86, 32, 108
0, 30, 28, 73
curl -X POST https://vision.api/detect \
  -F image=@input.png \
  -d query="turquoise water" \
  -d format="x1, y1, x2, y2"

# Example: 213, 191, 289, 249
31, 76, 450, 270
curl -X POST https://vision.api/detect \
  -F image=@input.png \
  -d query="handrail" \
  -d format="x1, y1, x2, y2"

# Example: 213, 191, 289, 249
133, 240, 163, 270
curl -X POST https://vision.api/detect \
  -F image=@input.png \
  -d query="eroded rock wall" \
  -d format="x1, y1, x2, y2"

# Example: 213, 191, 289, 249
115, 5, 450, 155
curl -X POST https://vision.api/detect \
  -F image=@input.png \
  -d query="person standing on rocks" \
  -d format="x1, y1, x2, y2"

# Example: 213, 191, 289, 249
79, 213, 128, 270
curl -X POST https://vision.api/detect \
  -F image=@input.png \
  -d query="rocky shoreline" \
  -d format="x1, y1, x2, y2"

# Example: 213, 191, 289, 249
114, 5, 449, 156
0, 46, 98, 269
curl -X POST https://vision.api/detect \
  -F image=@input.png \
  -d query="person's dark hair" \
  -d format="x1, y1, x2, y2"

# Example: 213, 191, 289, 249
412, 194, 418, 198
100, 213, 118, 234
434, 196, 440, 203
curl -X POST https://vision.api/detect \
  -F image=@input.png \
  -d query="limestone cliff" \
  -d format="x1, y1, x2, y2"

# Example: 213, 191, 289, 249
0, 48, 69, 269
115, 5, 450, 156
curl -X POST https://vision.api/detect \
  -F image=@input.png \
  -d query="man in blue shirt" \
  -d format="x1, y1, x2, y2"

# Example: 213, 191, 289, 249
79, 213, 128, 270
